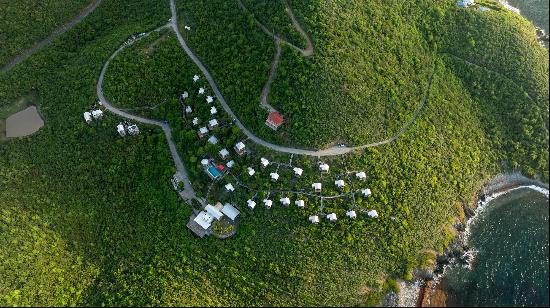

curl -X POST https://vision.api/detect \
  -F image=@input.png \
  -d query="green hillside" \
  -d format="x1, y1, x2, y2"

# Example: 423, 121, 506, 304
0, 0, 548, 306
0, 0, 92, 67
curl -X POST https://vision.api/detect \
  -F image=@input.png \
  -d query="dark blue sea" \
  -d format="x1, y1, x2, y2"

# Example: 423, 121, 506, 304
443, 188, 549, 307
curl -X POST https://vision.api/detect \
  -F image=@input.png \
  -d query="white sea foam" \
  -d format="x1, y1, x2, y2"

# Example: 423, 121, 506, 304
499, 0, 521, 14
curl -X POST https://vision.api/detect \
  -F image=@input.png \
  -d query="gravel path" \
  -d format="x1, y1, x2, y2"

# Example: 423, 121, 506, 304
170, 0, 435, 157
1, 0, 103, 73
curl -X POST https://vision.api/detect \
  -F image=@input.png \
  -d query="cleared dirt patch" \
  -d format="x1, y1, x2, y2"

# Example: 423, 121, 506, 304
5, 106, 44, 137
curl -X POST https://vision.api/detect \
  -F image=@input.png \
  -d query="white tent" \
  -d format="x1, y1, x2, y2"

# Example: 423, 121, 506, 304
280, 197, 290, 206
227, 160, 235, 168
192, 117, 199, 126
181, 91, 189, 99
319, 163, 330, 173
206, 96, 214, 104
198, 87, 205, 95
335, 180, 345, 188
260, 157, 270, 168
225, 183, 235, 192
247, 167, 256, 176
356, 172, 366, 181
208, 136, 218, 144
263, 199, 273, 209
247, 199, 256, 209
327, 213, 337, 222
92, 109, 103, 119
127, 124, 139, 136
185, 106, 193, 113
117, 124, 126, 136
270, 173, 279, 181
362, 188, 372, 197
309, 215, 320, 224
293, 167, 303, 177
346, 210, 357, 219
83, 112, 92, 123
208, 119, 218, 129
219, 148, 229, 159
295, 200, 305, 208
201, 159, 209, 166
312, 183, 322, 192
367, 209, 379, 218
193, 75, 200, 83
210, 106, 217, 115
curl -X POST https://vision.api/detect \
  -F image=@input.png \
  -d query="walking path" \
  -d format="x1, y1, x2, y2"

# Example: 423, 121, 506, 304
1, 0, 103, 73
96, 24, 199, 203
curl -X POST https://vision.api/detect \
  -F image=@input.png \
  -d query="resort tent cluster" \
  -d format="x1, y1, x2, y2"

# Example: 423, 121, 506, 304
116, 122, 140, 137
82, 103, 104, 124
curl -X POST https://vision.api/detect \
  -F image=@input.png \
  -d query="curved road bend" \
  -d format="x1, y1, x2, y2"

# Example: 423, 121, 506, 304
1, 0, 103, 73
96, 24, 198, 202
169, 0, 434, 157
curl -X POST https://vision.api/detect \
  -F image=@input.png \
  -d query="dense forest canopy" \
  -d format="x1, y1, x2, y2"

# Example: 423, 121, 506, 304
0, 0, 548, 306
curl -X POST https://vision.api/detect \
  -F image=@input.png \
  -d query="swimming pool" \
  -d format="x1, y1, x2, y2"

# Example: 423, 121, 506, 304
207, 166, 221, 178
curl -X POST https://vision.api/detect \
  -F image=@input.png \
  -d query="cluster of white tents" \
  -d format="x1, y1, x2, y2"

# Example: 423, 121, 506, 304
83, 109, 103, 124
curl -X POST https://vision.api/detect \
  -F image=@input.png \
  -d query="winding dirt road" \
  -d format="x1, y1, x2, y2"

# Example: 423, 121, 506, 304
1, 0, 103, 73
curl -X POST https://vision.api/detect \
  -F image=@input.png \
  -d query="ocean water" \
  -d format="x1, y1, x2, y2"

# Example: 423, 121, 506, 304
504, 0, 549, 33
443, 188, 549, 307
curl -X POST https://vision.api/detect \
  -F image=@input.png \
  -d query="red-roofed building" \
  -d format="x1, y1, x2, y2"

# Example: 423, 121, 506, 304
265, 112, 284, 130
217, 164, 225, 172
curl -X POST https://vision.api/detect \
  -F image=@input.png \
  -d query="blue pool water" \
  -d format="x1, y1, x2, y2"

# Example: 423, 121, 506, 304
208, 166, 221, 178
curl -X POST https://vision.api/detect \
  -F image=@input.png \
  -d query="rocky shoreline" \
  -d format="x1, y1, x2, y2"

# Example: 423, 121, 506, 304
383, 173, 549, 307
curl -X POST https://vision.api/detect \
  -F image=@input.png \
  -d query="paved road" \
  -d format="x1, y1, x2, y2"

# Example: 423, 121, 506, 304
1, 0, 103, 73
96, 24, 198, 202
170, 0, 433, 157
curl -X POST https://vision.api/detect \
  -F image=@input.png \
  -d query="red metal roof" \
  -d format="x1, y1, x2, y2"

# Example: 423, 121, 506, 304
217, 164, 225, 171
267, 112, 284, 126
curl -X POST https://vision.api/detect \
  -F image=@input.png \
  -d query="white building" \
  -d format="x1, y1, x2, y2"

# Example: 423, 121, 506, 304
193, 75, 200, 83
280, 197, 290, 206
260, 157, 270, 168
263, 199, 273, 209
221, 203, 240, 221
201, 159, 209, 166
192, 117, 200, 126
184, 25, 191, 31
91, 109, 103, 119
295, 200, 305, 208
193, 211, 214, 230
335, 180, 345, 188
206, 96, 214, 104
117, 123, 126, 137
327, 213, 337, 222
208, 119, 219, 129
367, 209, 379, 218
198, 127, 209, 138
210, 106, 217, 115
198, 87, 205, 95
309, 215, 320, 224
312, 182, 322, 192
247, 199, 256, 209
226, 160, 235, 168
356, 172, 366, 181
346, 210, 357, 219
83, 112, 92, 124
185, 106, 192, 114
234, 142, 246, 155
362, 188, 372, 197
127, 124, 139, 136
205, 204, 223, 220
225, 183, 235, 192
270, 172, 279, 182
247, 167, 256, 176
208, 136, 218, 144
293, 167, 303, 177
319, 163, 329, 173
